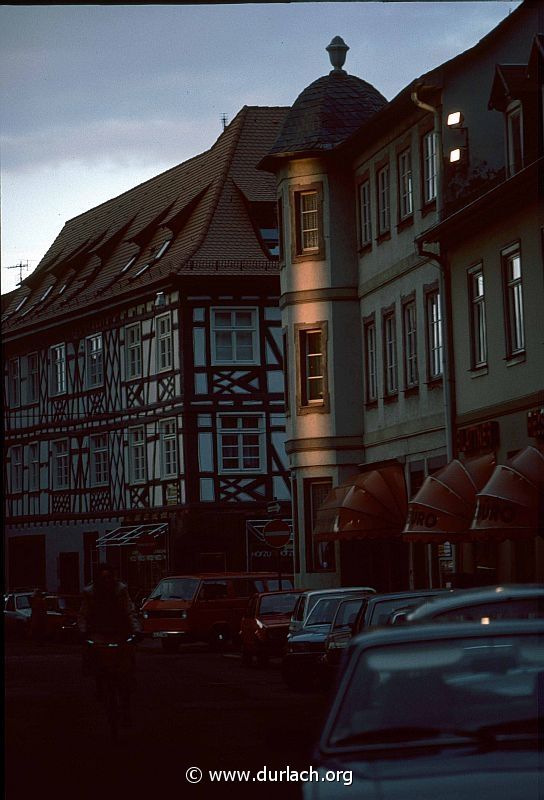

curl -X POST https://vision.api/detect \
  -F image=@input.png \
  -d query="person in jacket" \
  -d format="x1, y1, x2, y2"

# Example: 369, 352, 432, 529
29, 588, 48, 644
78, 563, 142, 724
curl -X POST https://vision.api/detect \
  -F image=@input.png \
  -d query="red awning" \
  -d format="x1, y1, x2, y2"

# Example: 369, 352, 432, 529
314, 463, 408, 542
403, 453, 496, 543
470, 446, 544, 540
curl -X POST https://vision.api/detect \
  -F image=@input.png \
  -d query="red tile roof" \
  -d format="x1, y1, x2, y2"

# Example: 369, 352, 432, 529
3, 106, 288, 336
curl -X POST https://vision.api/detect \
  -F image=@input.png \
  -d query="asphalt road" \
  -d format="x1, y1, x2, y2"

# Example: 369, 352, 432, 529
5, 639, 329, 800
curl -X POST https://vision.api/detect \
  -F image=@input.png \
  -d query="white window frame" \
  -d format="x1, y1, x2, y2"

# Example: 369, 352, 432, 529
300, 328, 325, 406
8, 357, 20, 408
468, 265, 487, 368
398, 149, 413, 219
129, 426, 146, 484
49, 343, 66, 396
218, 414, 265, 474
29, 442, 40, 492
10, 445, 22, 493
506, 102, 523, 177
364, 321, 378, 403
383, 311, 398, 395
86, 333, 104, 388
211, 308, 258, 365
377, 165, 390, 234
403, 301, 418, 388
125, 323, 142, 380
53, 439, 69, 490
502, 245, 525, 355
426, 290, 443, 379
160, 419, 178, 478
423, 131, 438, 203
299, 191, 319, 252
358, 180, 372, 247
156, 313, 173, 372
90, 434, 109, 486
27, 352, 39, 405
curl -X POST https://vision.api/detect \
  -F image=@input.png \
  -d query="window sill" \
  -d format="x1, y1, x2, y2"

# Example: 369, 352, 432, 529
426, 377, 443, 389
358, 242, 373, 256
383, 393, 399, 404
365, 400, 378, 410
421, 200, 437, 218
403, 385, 420, 397
505, 351, 526, 366
397, 215, 414, 232
468, 365, 488, 378
376, 231, 391, 245
297, 402, 329, 415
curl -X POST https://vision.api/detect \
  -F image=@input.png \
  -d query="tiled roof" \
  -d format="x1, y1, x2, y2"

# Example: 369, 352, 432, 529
2, 106, 288, 336
262, 72, 386, 165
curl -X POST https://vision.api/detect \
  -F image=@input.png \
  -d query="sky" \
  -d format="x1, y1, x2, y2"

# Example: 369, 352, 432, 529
0, 2, 520, 295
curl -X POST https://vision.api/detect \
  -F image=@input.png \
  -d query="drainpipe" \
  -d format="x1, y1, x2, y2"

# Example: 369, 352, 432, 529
412, 84, 456, 584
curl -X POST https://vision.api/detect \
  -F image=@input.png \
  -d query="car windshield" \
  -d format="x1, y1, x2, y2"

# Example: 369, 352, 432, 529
369, 598, 423, 627
333, 598, 365, 630
328, 634, 543, 749
306, 597, 343, 627
149, 578, 199, 601
16, 595, 31, 610
259, 593, 299, 615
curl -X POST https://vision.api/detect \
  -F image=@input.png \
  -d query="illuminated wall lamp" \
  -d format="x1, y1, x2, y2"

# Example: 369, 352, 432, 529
450, 147, 465, 163
447, 111, 464, 128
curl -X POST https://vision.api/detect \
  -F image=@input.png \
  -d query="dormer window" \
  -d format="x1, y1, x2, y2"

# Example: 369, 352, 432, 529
259, 228, 279, 257
154, 239, 172, 260
506, 101, 523, 177
58, 284, 67, 295
133, 262, 151, 278
120, 255, 137, 274
15, 296, 28, 313
40, 285, 53, 302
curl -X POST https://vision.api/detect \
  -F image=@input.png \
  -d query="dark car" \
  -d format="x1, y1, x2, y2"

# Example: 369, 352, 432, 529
405, 584, 544, 625
320, 590, 445, 686
306, 620, 543, 799
45, 594, 82, 641
239, 590, 303, 666
282, 593, 371, 690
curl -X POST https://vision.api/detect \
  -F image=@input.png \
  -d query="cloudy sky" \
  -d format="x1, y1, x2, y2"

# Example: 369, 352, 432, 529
1, 2, 519, 294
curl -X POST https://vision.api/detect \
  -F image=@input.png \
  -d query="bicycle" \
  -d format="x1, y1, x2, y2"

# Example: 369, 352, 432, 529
85, 634, 137, 740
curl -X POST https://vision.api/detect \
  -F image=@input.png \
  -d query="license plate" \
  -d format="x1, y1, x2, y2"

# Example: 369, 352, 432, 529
153, 632, 169, 638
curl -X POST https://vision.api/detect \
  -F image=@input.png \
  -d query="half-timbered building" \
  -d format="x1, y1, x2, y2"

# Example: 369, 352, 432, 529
3, 106, 292, 595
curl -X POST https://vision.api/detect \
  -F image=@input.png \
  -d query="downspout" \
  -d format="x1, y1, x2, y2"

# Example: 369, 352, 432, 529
411, 84, 457, 584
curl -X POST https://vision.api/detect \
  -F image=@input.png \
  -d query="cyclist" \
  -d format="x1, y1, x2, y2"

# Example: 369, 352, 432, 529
78, 563, 142, 725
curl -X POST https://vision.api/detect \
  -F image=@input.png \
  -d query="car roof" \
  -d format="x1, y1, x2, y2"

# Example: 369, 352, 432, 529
407, 583, 544, 620
365, 589, 446, 605
255, 589, 303, 598
301, 586, 375, 599
159, 572, 290, 580
349, 618, 544, 651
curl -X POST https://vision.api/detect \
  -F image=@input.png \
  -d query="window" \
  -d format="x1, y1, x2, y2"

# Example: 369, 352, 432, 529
506, 103, 523, 177
364, 321, 378, 403
299, 328, 325, 406
218, 414, 264, 472
377, 165, 390, 235
277, 197, 284, 261
86, 334, 103, 388
156, 313, 173, 371
306, 479, 335, 572
468, 266, 487, 367
15, 296, 28, 313
27, 353, 39, 404
212, 308, 258, 364
154, 239, 172, 260
423, 131, 438, 203
8, 357, 20, 407
403, 301, 418, 388
398, 149, 413, 219
10, 446, 22, 493
133, 263, 151, 278
383, 311, 398, 395
53, 439, 69, 489
358, 180, 372, 247
120, 255, 137, 274
125, 324, 142, 379
90, 435, 109, 486
292, 184, 324, 259
40, 285, 52, 302
502, 246, 525, 355
426, 290, 443, 379
160, 419, 178, 478
50, 344, 66, 395
129, 427, 146, 483
29, 442, 39, 492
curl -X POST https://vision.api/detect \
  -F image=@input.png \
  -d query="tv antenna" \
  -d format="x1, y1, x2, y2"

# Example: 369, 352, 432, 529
7, 260, 31, 285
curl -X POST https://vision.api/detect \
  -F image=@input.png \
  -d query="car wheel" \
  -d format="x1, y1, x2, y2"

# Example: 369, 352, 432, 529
161, 638, 180, 654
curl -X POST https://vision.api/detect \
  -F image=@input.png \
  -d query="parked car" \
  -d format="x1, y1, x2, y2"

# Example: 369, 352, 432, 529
4, 591, 34, 639
4, 591, 82, 641
320, 590, 444, 687
282, 592, 372, 690
239, 590, 303, 666
45, 594, 82, 641
306, 620, 544, 799
140, 572, 294, 652
406, 583, 544, 624
289, 586, 375, 635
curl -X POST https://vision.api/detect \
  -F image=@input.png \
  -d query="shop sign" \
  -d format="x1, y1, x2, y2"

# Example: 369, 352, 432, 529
527, 408, 544, 439
456, 421, 499, 454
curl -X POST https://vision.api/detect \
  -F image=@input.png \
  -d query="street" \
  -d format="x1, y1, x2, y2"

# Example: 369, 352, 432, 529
5, 639, 329, 799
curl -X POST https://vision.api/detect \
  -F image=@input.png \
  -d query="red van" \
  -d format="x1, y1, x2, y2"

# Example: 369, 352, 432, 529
140, 573, 293, 652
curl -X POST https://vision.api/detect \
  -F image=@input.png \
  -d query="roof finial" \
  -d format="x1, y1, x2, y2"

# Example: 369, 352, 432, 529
326, 36, 349, 74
